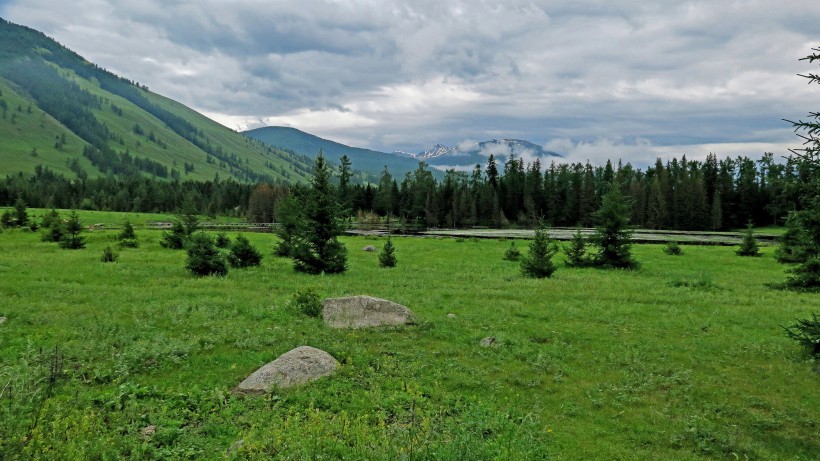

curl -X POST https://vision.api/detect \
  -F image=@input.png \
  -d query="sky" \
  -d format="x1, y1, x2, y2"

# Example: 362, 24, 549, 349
2, 0, 819, 167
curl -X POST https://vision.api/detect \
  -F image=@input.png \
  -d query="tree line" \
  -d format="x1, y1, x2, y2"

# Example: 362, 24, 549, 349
0, 147, 810, 233
290, 151, 806, 231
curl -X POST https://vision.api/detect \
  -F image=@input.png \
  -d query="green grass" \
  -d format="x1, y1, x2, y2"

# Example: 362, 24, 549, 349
0, 223, 817, 459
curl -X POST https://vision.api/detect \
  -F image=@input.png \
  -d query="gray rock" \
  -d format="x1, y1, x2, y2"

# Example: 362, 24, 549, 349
446, 313, 457, 319
480, 336, 497, 347
0, 317, 6, 324
362, 245, 378, 252
323, 296, 414, 329
234, 346, 339, 394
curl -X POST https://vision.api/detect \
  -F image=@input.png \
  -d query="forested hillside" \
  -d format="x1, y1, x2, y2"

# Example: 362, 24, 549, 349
0, 18, 314, 183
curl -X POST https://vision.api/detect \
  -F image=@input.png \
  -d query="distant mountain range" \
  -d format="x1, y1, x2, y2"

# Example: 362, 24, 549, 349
245, 127, 563, 177
395, 139, 562, 168
0, 17, 562, 184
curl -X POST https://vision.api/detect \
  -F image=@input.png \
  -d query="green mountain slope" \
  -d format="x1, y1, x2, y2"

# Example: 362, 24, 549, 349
244, 126, 436, 179
0, 18, 313, 183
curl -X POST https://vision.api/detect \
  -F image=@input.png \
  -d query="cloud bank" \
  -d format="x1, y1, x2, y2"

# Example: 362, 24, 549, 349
2, 0, 818, 167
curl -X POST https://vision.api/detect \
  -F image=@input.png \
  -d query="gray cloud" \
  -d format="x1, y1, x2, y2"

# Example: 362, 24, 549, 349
2, 0, 819, 167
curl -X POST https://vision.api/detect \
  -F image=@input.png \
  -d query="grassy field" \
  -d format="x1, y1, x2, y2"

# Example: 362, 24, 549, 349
0, 216, 818, 459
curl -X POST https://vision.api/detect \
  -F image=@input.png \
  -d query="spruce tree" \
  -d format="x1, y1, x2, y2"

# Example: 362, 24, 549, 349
503, 241, 521, 261
13, 196, 27, 228
117, 219, 139, 248
274, 194, 302, 257
186, 232, 228, 276
379, 237, 397, 267
160, 220, 187, 249
291, 152, 348, 274
228, 234, 262, 268
521, 224, 559, 278
736, 222, 761, 257
59, 210, 85, 249
782, 46, 820, 289
215, 232, 231, 248
100, 245, 119, 263
564, 228, 590, 267
590, 185, 638, 269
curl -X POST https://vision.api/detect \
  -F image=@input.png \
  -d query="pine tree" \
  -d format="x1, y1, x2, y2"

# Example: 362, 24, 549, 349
160, 220, 187, 249
521, 224, 559, 278
228, 234, 262, 268
186, 232, 228, 276
13, 196, 27, 227
117, 219, 139, 248
100, 245, 119, 263
736, 222, 761, 257
663, 241, 683, 256
564, 228, 590, 267
590, 185, 638, 269
291, 152, 348, 274
59, 210, 85, 249
215, 232, 231, 248
503, 241, 521, 261
274, 194, 302, 257
379, 237, 397, 268
783, 46, 820, 289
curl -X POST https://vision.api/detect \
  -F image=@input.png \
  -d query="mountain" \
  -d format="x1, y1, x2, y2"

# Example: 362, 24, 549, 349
396, 138, 562, 170
243, 126, 436, 179
0, 18, 314, 183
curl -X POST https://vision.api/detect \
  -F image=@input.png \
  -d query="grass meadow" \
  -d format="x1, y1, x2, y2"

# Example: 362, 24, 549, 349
0, 213, 817, 459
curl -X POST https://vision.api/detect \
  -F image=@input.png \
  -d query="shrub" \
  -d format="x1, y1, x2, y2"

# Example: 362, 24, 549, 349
100, 246, 119, 263
784, 312, 820, 356
590, 185, 638, 269
503, 241, 521, 261
664, 241, 683, 256
785, 257, 820, 290
42, 219, 64, 243
736, 222, 760, 257
185, 232, 228, 276
564, 229, 590, 267
215, 232, 231, 248
228, 234, 262, 268
521, 224, 559, 278
59, 210, 85, 249
160, 220, 187, 249
117, 219, 139, 248
379, 237, 397, 267
293, 288, 322, 317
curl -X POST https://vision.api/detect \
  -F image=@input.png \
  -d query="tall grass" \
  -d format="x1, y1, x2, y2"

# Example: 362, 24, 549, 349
0, 224, 817, 459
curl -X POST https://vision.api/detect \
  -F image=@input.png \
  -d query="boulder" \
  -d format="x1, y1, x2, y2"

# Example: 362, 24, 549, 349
0, 316, 6, 324
446, 313, 457, 319
362, 245, 378, 252
323, 296, 414, 329
480, 336, 497, 347
234, 346, 339, 394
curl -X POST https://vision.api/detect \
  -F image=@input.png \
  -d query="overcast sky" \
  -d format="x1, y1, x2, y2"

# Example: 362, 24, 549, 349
2, 0, 819, 166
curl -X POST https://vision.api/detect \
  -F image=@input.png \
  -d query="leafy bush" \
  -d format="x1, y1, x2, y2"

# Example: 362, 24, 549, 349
100, 245, 119, 263
228, 234, 262, 268
379, 237, 397, 267
664, 241, 683, 256
503, 241, 521, 261
521, 225, 558, 278
185, 232, 227, 276
783, 312, 820, 356
293, 288, 322, 317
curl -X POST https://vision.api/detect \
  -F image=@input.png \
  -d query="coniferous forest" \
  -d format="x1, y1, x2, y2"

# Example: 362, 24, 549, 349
0, 150, 808, 232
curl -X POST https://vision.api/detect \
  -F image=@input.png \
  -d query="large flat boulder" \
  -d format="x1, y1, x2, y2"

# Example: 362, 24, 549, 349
234, 346, 339, 394
323, 296, 414, 329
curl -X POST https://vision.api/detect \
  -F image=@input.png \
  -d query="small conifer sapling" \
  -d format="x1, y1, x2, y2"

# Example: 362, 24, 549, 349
379, 237, 397, 267
521, 224, 559, 278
